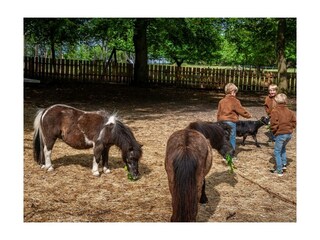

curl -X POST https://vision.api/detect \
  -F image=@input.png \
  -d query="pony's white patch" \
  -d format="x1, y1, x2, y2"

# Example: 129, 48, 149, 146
97, 127, 105, 141
105, 115, 117, 126
92, 157, 100, 176
103, 167, 111, 174
44, 145, 54, 171
84, 134, 94, 147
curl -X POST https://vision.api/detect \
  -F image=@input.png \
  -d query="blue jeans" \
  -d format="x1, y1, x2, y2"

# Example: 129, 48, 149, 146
268, 130, 275, 141
224, 121, 236, 151
274, 133, 292, 173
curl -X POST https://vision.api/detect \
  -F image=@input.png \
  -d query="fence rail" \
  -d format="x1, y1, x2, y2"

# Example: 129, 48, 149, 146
24, 57, 296, 94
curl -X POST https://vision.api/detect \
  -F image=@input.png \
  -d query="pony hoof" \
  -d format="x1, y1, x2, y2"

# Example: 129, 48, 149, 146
103, 168, 111, 174
92, 171, 100, 177
47, 166, 54, 172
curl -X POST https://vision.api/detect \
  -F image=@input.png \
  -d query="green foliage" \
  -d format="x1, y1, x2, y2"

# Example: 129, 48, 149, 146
124, 166, 136, 181
24, 18, 296, 67
148, 18, 222, 65
24, 18, 83, 57
221, 18, 296, 68
225, 154, 236, 174
222, 18, 276, 66
81, 18, 134, 51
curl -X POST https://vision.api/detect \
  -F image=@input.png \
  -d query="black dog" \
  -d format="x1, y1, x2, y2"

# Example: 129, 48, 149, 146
236, 116, 269, 147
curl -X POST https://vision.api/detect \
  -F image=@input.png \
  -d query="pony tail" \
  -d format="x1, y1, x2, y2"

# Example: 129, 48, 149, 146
172, 150, 198, 222
33, 109, 45, 165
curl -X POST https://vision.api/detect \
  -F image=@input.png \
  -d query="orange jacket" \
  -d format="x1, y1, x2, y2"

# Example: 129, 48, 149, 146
270, 103, 296, 136
264, 96, 277, 116
217, 94, 252, 122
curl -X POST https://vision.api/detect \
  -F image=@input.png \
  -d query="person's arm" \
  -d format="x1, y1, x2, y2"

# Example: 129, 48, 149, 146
270, 110, 279, 134
235, 100, 252, 119
264, 97, 271, 115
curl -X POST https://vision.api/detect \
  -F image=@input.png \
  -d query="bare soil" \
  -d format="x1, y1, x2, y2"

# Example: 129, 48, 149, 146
24, 83, 296, 222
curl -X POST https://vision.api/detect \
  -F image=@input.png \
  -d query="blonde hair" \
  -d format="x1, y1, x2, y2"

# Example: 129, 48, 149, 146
275, 93, 287, 104
268, 84, 278, 91
225, 83, 238, 94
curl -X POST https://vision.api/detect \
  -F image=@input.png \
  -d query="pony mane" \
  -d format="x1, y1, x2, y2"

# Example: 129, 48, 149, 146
105, 113, 118, 126
188, 121, 228, 149
215, 121, 232, 140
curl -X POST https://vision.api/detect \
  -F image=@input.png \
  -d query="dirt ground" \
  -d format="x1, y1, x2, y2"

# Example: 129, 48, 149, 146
23, 83, 296, 222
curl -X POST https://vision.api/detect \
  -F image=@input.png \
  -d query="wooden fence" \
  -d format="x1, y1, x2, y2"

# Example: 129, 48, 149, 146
24, 57, 296, 94
24, 57, 133, 84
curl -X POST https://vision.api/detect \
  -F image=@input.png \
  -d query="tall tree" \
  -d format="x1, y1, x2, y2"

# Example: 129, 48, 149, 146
277, 18, 288, 92
133, 18, 149, 85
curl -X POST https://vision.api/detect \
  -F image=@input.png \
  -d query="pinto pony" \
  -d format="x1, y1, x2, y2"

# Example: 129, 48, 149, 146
33, 104, 142, 179
165, 129, 213, 222
187, 121, 234, 158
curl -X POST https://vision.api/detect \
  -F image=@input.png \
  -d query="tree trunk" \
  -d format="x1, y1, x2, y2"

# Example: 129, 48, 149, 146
51, 41, 55, 60
50, 40, 57, 77
34, 44, 39, 58
133, 18, 149, 85
277, 18, 288, 92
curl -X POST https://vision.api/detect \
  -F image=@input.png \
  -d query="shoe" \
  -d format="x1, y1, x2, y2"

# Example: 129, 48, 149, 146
270, 169, 283, 177
282, 164, 287, 171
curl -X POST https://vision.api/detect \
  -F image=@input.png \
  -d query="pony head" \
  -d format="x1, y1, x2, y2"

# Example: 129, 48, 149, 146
218, 142, 235, 159
125, 144, 143, 180
102, 114, 143, 180
215, 122, 235, 158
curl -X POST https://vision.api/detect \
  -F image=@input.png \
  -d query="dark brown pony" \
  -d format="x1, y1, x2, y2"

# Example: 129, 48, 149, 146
33, 104, 142, 179
165, 129, 213, 222
187, 121, 234, 158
